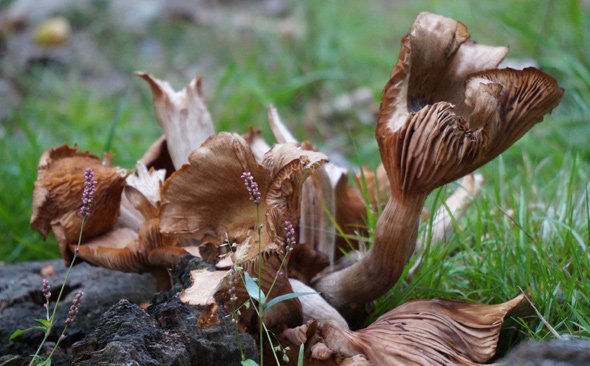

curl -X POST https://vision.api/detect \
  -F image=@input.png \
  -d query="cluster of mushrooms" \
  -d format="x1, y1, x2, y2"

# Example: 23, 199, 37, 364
30, 13, 563, 366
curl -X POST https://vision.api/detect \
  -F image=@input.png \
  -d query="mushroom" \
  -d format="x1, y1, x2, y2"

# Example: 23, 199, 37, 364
72, 163, 186, 290
30, 145, 127, 264
139, 134, 175, 177
137, 72, 215, 170
159, 132, 328, 328
312, 12, 563, 312
317, 295, 525, 365
268, 106, 338, 266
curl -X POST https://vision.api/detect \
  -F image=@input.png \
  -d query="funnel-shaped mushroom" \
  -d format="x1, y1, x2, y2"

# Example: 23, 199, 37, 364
312, 12, 563, 311
160, 132, 328, 328
30, 145, 127, 264
137, 72, 215, 169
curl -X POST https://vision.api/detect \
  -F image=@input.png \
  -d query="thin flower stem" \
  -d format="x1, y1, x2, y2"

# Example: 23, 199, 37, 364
250, 299, 281, 366
29, 216, 86, 366
47, 324, 69, 360
266, 250, 290, 299
256, 204, 263, 366
234, 315, 245, 361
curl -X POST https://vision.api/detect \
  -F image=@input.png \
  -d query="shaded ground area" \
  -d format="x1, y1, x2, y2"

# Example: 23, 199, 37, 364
0, 259, 155, 364
0, 258, 256, 365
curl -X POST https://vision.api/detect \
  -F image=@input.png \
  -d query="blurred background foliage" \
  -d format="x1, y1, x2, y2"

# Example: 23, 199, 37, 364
0, 0, 588, 342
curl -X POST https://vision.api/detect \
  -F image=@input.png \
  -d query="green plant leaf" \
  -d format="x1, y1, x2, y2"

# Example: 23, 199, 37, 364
244, 272, 266, 304
9, 326, 46, 341
35, 318, 52, 328
241, 359, 259, 366
297, 343, 305, 366
263, 292, 317, 311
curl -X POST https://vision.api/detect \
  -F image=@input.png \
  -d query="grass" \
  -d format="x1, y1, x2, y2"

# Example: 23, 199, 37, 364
1, 0, 588, 349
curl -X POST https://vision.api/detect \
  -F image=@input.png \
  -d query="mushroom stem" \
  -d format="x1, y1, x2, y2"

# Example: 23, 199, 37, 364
312, 194, 425, 310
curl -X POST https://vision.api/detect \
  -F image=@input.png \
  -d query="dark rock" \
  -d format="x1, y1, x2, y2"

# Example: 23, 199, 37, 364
72, 288, 257, 365
0, 259, 155, 364
500, 337, 590, 366
1, 257, 257, 365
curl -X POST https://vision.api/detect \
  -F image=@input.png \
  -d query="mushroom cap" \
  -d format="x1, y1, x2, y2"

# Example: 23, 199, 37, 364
323, 295, 525, 365
376, 12, 563, 198
30, 145, 126, 263
160, 132, 328, 259
139, 134, 175, 177
137, 72, 215, 170
160, 132, 271, 246
160, 132, 328, 331
70, 165, 182, 277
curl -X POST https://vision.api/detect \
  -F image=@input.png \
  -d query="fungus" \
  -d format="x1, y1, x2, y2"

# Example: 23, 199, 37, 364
69, 163, 186, 289
317, 295, 525, 365
160, 132, 328, 328
137, 72, 215, 169
268, 106, 339, 266
30, 145, 127, 264
312, 12, 563, 311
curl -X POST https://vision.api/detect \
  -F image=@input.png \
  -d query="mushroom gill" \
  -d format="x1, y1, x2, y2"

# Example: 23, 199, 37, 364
319, 295, 525, 365
70, 164, 185, 290
312, 12, 563, 311
160, 132, 328, 329
30, 145, 127, 264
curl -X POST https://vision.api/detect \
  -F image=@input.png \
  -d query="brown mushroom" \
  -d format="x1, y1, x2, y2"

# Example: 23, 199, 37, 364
30, 145, 127, 264
139, 134, 175, 177
160, 132, 328, 328
71, 163, 185, 289
137, 72, 215, 169
312, 12, 563, 312
318, 295, 525, 365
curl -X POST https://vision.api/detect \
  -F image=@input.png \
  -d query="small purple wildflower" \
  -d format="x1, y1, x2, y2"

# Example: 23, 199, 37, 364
80, 168, 97, 217
42, 279, 51, 309
64, 290, 83, 326
284, 220, 296, 251
240, 171, 261, 204
228, 267, 238, 304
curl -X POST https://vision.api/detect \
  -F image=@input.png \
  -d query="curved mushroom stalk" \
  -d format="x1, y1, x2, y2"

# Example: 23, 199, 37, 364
320, 295, 525, 365
313, 12, 563, 311
30, 145, 127, 264
137, 72, 215, 169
